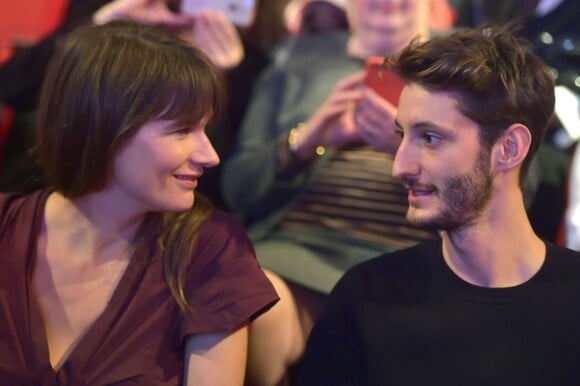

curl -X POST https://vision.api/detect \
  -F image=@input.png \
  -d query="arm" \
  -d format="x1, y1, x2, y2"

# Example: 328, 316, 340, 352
183, 327, 249, 386
177, 10, 244, 72
180, 211, 278, 385
220, 58, 303, 224
221, 57, 364, 224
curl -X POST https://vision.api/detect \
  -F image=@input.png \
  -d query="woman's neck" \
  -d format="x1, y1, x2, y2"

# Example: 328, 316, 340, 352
45, 192, 144, 261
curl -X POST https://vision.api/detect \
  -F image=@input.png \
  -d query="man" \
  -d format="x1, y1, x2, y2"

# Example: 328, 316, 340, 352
296, 25, 580, 385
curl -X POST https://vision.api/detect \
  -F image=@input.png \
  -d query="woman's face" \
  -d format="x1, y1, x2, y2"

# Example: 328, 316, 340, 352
347, 0, 430, 57
108, 118, 219, 214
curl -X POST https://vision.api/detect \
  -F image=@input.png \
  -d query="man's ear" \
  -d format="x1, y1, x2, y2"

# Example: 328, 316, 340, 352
493, 123, 532, 171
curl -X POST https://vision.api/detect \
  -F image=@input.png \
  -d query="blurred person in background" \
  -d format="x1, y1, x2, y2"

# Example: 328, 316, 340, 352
0, 0, 288, 211
284, 0, 349, 36
222, 1, 452, 385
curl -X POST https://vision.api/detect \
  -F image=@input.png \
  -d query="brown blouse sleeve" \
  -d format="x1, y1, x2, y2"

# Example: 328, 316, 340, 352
179, 210, 279, 340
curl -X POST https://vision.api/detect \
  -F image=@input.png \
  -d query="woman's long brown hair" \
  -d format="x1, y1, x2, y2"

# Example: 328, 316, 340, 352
36, 21, 226, 311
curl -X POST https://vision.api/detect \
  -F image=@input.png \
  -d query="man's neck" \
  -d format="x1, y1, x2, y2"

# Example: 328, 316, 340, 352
440, 193, 545, 288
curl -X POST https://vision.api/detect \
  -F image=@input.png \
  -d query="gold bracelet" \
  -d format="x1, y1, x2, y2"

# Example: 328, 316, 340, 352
288, 125, 325, 157
288, 127, 300, 152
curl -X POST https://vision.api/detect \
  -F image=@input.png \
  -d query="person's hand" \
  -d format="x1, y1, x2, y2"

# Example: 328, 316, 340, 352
178, 10, 244, 71
291, 72, 365, 160
354, 85, 401, 154
93, 0, 189, 27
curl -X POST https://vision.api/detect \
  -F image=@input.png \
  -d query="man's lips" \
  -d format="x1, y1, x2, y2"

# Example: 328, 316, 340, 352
404, 183, 436, 204
410, 187, 435, 196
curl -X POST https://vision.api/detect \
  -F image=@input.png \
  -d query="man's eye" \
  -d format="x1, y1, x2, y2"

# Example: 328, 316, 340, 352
423, 133, 440, 145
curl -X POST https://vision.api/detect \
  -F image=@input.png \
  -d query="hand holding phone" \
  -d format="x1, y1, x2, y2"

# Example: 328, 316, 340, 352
364, 56, 405, 106
181, 0, 256, 27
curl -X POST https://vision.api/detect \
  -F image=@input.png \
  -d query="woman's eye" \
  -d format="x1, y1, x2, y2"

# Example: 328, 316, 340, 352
173, 127, 192, 136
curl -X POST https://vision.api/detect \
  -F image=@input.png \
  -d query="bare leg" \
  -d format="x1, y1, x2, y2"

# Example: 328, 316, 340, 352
245, 269, 327, 386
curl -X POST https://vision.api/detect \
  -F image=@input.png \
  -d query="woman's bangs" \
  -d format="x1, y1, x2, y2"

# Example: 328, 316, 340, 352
154, 53, 224, 127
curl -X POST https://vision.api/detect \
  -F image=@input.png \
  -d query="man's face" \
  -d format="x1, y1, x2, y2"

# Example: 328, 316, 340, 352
393, 83, 493, 231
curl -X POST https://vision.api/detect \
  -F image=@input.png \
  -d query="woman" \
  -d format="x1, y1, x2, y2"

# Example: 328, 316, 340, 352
0, 21, 278, 385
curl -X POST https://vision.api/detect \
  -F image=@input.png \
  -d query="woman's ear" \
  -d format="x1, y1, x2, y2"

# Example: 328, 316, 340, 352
494, 123, 532, 171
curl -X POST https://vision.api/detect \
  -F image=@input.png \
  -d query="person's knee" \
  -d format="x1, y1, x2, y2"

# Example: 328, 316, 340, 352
257, 270, 305, 359
246, 270, 305, 386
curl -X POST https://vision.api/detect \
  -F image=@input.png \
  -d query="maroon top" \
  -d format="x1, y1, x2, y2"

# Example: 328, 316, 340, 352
0, 190, 278, 385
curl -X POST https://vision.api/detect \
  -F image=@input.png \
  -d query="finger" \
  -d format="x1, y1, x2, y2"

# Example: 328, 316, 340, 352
153, 9, 192, 26
193, 16, 222, 56
326, 88, 364, 110
197, 11, 240, 53
354, 103, 401, 153
207, 11, 240, 46
334, 71, 366, 92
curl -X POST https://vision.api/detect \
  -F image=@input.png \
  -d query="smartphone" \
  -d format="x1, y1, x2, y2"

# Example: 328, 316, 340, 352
181, 0, 256, 27
364, 56, 406, 106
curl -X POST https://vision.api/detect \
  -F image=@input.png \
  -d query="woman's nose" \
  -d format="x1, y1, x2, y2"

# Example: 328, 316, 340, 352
190, 133, 220, 168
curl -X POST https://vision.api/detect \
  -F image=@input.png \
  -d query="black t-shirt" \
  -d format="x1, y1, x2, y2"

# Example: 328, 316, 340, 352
297, 239, 580, 386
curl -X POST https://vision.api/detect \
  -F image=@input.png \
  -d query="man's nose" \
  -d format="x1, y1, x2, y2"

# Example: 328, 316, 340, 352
392, 139, 419, 181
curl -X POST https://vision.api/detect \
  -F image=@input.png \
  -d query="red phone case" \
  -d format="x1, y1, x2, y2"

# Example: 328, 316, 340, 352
364, 56, 405, 106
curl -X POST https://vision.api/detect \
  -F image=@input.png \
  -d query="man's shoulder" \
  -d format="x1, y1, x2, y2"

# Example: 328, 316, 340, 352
546, 241, 580, 271
352, 239, 441, 274
333, 240, 442, 298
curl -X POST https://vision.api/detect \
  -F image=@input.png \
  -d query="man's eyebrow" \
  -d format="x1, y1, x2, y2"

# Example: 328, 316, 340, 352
404, 120, 453, 133
394, 120, 439, 132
